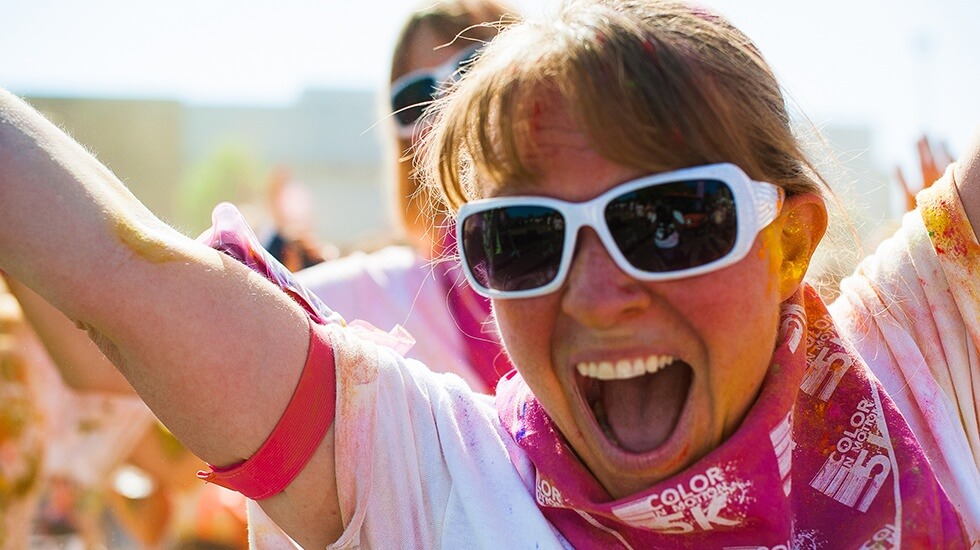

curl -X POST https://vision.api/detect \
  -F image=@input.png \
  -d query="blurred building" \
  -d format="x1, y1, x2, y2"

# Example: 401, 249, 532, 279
22, 91, 894, 255
25, 89, 392, 251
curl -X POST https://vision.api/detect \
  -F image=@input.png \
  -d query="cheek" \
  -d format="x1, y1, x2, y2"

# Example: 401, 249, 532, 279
493, 297, 559, 372
705, 262, 782, 417
684, 247, 782, 376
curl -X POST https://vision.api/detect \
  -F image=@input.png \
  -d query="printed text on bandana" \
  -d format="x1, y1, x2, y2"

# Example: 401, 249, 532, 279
607, 465, 750, 533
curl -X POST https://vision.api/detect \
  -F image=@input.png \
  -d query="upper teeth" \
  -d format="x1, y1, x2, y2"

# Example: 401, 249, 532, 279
576, 355, 674, 380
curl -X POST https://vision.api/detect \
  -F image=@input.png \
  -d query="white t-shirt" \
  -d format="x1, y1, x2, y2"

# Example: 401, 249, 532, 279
295, 246, 491, 392
830, 177, 980, 537
249, 341, 570, 549
251, 178, 979, 547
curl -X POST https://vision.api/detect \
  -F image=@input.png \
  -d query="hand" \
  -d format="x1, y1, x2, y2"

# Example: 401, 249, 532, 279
894, 135, 954, 212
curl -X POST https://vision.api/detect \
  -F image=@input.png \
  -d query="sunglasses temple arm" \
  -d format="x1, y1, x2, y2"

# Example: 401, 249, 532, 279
754, 181, 785, 228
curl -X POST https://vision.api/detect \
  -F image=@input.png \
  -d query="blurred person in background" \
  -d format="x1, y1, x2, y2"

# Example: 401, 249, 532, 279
895, 135, 954, 212
0, 280, 47, 547
2, 2, 517, 546
262, 165, 338, 273
1, 278, 159, 549
4, 275, 248, 549
294, 0, 517, 393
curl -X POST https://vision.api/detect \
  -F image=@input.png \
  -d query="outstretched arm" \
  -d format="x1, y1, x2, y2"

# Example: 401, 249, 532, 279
0, 90, 341, 547
953, 131, 980, 240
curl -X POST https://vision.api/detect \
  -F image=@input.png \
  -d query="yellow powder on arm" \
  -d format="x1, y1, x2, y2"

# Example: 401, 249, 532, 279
112, 213, 182, 264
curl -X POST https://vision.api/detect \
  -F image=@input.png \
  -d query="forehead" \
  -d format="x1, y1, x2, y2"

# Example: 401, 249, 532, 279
484, 95, 645, 201
401, 25, 470, 76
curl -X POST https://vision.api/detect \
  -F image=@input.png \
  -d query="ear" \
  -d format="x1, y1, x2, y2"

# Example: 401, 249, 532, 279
772, 193, 828, 301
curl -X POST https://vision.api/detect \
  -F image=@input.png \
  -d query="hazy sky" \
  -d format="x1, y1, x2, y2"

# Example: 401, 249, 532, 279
2, 0, 978, 178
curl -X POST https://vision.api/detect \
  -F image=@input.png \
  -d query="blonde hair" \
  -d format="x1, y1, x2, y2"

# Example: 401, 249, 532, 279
423, 0, 827, 211
386, 0, 515, 253
390, 0, 514, 85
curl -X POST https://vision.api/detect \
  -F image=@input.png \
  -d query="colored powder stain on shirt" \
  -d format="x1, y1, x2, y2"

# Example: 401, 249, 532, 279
334, 329, 380, 388
921, 195, 980, 271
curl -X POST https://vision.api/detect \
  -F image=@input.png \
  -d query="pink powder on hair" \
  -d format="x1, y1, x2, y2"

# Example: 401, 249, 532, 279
689, 6, 721, 22
642, 38, 656, 57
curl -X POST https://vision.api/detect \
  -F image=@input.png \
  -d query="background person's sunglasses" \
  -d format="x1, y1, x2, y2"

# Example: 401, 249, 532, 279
390, 44, 482, 136
456, 163, 785, 299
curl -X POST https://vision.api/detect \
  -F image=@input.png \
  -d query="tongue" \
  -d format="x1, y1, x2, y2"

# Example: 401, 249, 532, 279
601, 362, 692, 453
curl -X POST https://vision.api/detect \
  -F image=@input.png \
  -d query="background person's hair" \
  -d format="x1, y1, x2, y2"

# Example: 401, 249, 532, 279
384, 0, 514, 252
390, 0, 513, 85
423, 0, 830, 211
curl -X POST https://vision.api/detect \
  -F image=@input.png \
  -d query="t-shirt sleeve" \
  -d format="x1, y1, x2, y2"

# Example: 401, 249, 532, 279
914, 170, 980, 459
325, 322, 547, 549
830, 169, 980, 535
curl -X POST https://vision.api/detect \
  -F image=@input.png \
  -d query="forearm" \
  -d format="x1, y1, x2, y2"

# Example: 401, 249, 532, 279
0, 89, 175, 319
3, 274, 134, 394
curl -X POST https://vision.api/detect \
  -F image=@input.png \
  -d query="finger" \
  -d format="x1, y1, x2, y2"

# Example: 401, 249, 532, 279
918, 135, 941, 188
938, 140, 955, 169
894, 167, 916, 212
919, 136, 937, 175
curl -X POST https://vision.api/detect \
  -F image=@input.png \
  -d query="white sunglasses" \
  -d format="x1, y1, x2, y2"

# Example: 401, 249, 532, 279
456, 163, 785, 299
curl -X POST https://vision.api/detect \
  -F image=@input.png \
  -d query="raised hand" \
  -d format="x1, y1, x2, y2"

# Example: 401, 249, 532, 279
894, 135, 954, 212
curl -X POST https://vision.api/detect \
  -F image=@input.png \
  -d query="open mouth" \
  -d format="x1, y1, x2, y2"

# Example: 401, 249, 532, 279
577, 355, 693, 453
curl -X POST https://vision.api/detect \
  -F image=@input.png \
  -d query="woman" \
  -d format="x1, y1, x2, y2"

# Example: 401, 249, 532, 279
0, 1, 975, 548
294, 0, 514, 392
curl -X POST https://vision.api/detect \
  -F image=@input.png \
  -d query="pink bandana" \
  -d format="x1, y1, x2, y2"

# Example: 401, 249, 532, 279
496, 286, 968, 548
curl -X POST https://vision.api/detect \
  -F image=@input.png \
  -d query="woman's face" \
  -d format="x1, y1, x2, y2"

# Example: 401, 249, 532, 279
489, 103, 791, 499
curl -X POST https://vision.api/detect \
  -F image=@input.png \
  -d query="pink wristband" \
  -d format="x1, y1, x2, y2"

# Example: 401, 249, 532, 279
198, 321, 336, 500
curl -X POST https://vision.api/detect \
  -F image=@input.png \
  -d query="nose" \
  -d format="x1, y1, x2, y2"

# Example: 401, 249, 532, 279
561, 229, 651, 328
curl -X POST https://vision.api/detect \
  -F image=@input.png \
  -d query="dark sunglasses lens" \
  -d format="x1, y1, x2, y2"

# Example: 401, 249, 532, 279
392, 77, 437, 126
462, 206, 566, 292
606, 180, 737, 273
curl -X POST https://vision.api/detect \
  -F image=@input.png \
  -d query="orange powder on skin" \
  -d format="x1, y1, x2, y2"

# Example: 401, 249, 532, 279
757, 225, 783, 295
763, 209, 816, 298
